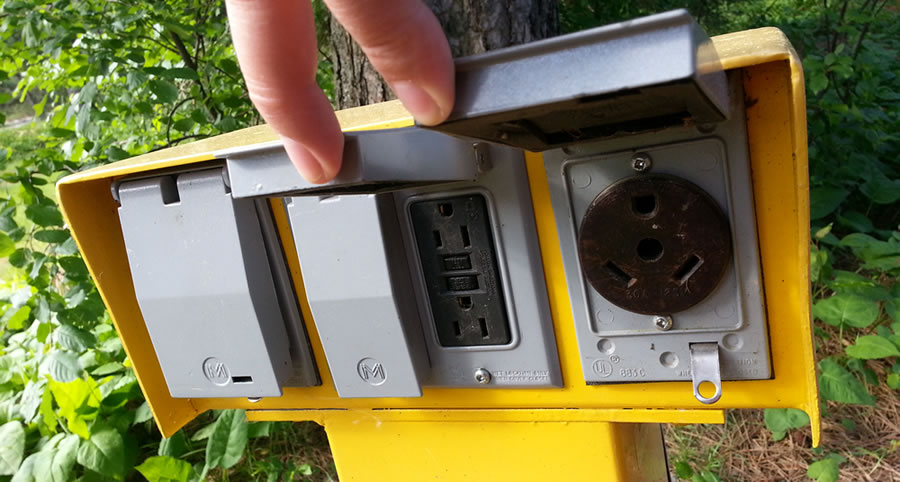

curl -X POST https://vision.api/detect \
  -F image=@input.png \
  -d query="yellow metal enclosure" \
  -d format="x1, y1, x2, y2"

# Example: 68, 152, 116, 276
57, 28, 816, 480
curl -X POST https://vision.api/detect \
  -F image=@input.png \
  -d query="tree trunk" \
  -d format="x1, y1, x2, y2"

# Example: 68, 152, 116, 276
329, 0, 559, 109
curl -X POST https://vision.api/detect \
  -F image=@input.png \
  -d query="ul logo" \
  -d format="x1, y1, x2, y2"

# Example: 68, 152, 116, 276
592, 359, 613, 378
357, 358, 386, 386
202, 357, 230, 386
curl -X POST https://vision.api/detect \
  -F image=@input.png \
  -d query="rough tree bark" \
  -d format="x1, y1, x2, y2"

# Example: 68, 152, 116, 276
329, 0, 559, 109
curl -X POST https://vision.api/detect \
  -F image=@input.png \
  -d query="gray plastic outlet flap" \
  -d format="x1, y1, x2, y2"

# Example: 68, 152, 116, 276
222, 127, 480, 199
286, 194, 428, 398
428, 9, 729, 151
117, 169, 299, 398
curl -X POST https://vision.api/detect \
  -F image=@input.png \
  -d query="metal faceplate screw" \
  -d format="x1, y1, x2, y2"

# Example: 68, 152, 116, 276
474, 368, 492, 384
654, 315, 673, 331
631, 153, 653, 173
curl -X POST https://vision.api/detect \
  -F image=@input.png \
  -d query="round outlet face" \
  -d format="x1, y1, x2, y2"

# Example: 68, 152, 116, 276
577, 175, 732, 315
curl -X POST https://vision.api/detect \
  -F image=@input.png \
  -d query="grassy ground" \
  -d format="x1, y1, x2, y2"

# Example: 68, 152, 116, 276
666, 325, 900, 481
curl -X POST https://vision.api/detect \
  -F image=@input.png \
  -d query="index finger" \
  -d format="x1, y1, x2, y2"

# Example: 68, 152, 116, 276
226, 0, 343, 183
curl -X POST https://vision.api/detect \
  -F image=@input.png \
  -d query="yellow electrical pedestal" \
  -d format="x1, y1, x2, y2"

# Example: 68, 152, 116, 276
57, 22, 817, 481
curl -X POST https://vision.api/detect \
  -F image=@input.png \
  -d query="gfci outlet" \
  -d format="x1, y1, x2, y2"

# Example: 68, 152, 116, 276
409, 194, 511, 347
544, 73, 772, 396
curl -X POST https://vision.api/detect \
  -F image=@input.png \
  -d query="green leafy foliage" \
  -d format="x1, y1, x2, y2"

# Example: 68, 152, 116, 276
807, 454, 845, 482
763, 408, 810, 441
0, 0, 287, 479
136, 455, 193, 482
0, 421, 26, 475
205, 409, 249, 471
845, 335, 900, 359
819, 358, 877, 405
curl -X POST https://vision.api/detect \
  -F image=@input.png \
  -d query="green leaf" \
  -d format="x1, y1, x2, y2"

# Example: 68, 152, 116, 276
133, 402, 153, 425
818, 358, 875, 405
158, 431, 187, 458
25, 204, 64, 228
59, 256, 89, 280
763, 408, 809, 441
248, 421, 273, 439
0, 231, 14, 257
189, 421, 217, 442
11, 453, 36, 482
846, 335, 900, 359
136, 456, 191, 482
809, 187, 848, 220
809, 71, 828, 95
172, 118, 194, 132
76, 425, 125, 478
42, 351, 83, 383
860, 174, 900, 204
34, 230, 71, 244
19, 380, 46, 423
33, 434, 79, 482
161, 68, 199, 81
105, 146, 129, 162
4, 305, 31, 330
888, 373, 900, 390
837, 211, 874, 233
0, 421, 25, 475
150, 80, 179, 104
692, 470, 721, 482
812, 293, 880, 328
205, 409, 248, 470
91, 362, 124, 376
807, 454, 845, 482
55, 324, 96, 352
674, 461, 694, 479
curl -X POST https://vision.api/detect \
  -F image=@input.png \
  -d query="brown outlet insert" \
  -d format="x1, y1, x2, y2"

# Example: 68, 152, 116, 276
577, 175, 732, 315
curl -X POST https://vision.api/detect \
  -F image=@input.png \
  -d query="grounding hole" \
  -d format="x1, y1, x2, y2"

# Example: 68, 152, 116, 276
636, 238, 664, 262
632, 194, 657, 217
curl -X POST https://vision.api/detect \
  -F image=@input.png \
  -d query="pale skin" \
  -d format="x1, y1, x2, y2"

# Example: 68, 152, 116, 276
225, 0, 455, 183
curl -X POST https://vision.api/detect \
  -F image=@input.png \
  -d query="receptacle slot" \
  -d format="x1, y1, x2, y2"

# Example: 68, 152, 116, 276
410, 194, 511, 347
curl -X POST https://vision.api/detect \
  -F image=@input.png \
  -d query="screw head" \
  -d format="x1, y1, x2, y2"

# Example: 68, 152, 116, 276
631, 153, 652, 173
654, 315, 673, 331
474, 368, 492, 384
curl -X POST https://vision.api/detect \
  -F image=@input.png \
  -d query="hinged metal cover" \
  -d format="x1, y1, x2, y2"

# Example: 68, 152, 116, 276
429, 9, 729, 151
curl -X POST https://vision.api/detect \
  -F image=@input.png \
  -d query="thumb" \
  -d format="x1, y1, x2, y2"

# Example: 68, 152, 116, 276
325, 0, 455, 126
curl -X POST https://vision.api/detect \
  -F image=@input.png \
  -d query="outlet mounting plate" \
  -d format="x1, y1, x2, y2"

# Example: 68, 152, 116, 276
544, 74, 771, 385
394, 144, 563, 388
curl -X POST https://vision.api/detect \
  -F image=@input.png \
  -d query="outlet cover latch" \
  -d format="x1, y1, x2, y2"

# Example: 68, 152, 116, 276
689, 343, 722, 404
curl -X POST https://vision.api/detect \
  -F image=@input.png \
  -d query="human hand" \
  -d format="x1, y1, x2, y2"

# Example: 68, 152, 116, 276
225, 0, 455, 183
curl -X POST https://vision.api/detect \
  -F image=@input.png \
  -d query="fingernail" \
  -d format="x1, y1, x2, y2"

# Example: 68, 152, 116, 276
282, 137, 326, 184
392, 81, 444, 125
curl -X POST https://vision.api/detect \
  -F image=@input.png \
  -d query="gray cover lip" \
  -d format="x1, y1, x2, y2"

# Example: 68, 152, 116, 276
221, 127, 480, 199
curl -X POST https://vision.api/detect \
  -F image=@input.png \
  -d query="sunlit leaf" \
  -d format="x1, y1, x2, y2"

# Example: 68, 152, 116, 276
818, 358, 875, 405
807, 454, 845, 482
846, 335, 900, 359
205, 409, 248, 470
0, 421, 25, 475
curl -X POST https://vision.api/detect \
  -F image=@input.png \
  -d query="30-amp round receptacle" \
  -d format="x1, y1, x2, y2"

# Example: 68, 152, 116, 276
577, 175, 732, 315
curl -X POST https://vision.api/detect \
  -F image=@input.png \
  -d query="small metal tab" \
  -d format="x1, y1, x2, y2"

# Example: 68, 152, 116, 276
689, 343, 722, 404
